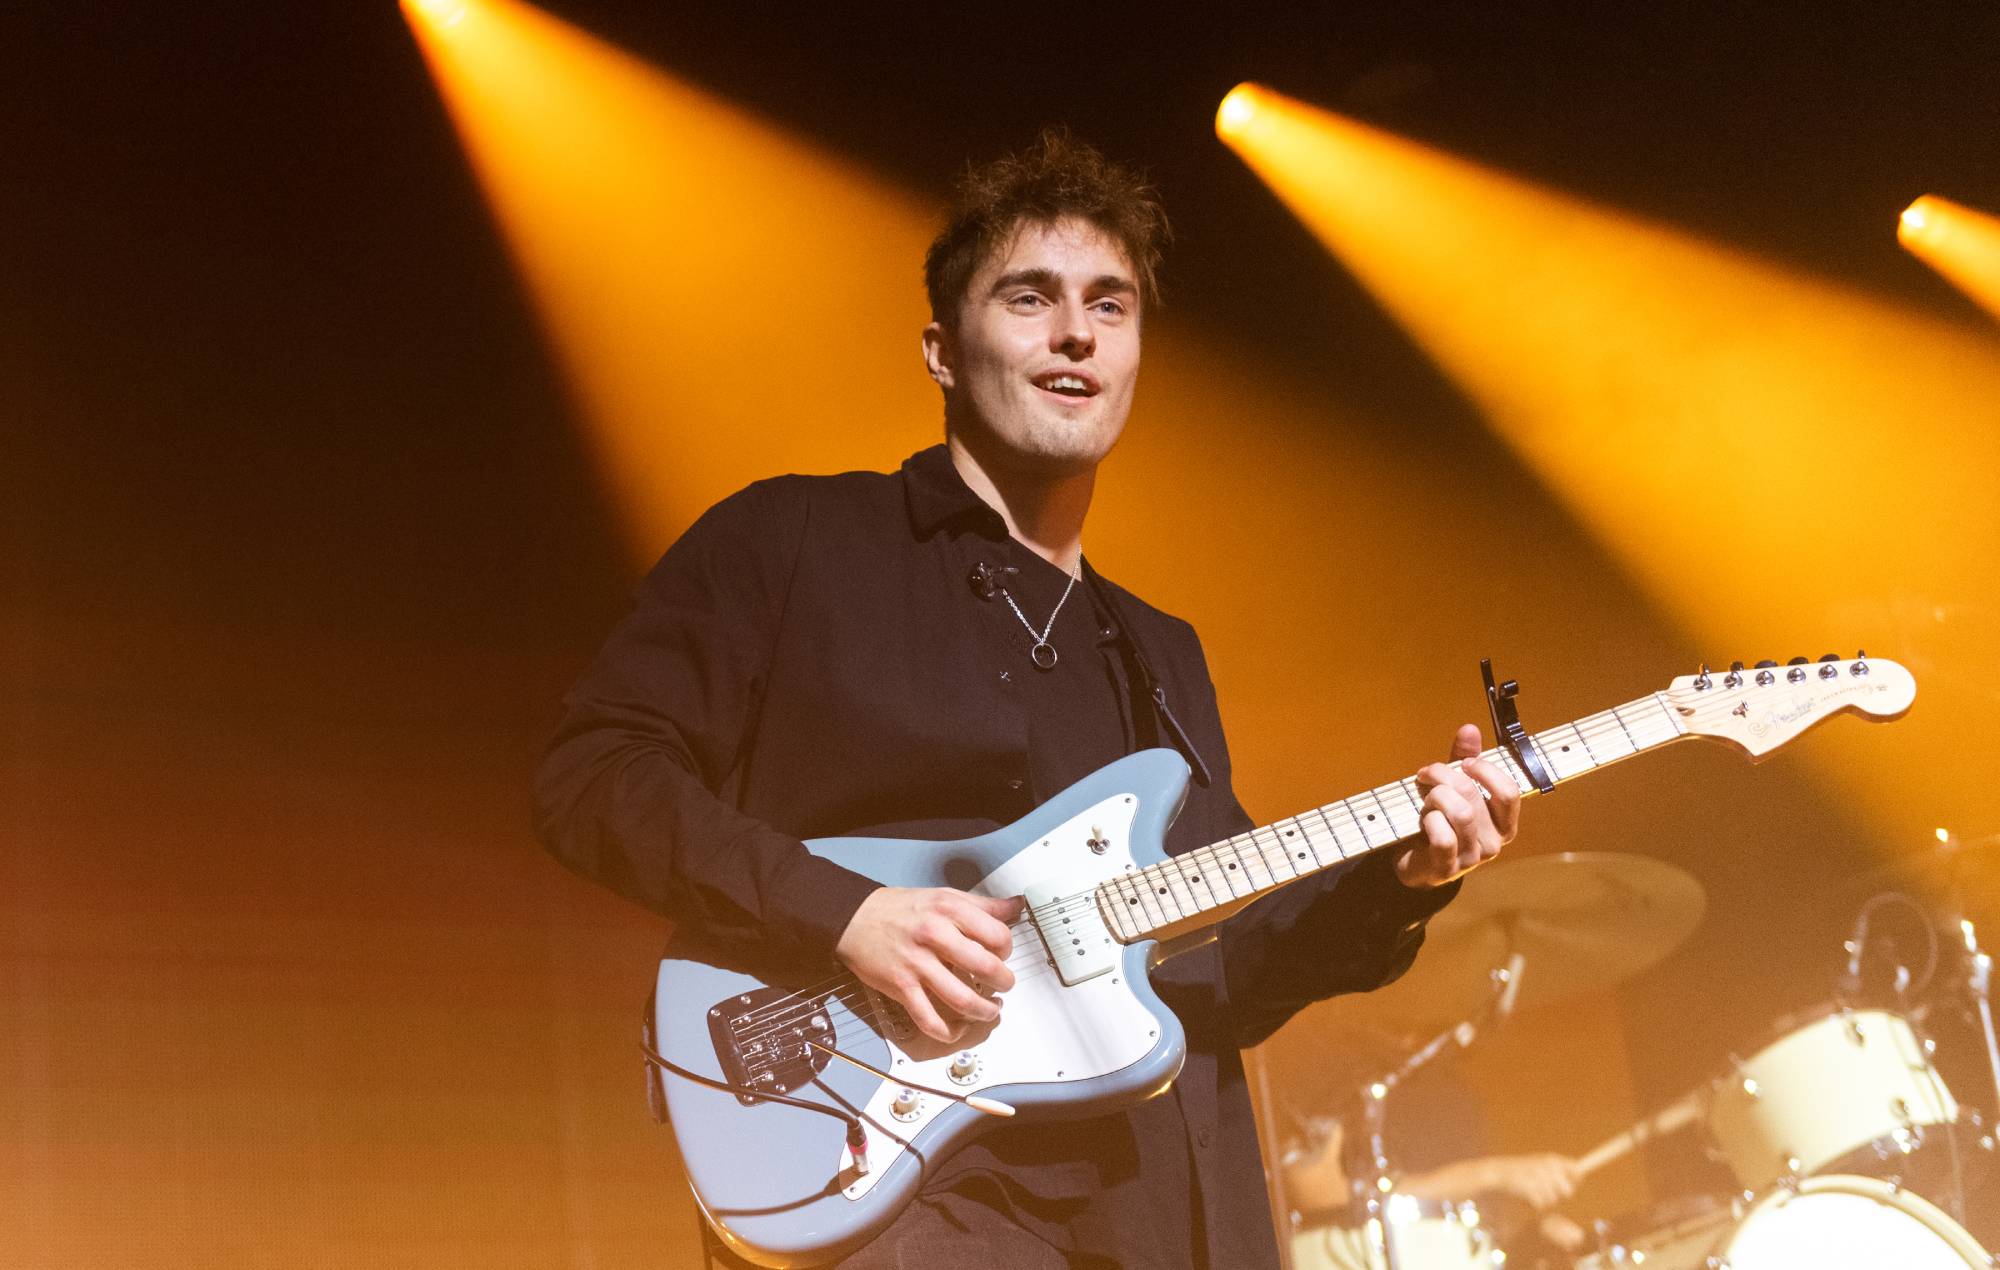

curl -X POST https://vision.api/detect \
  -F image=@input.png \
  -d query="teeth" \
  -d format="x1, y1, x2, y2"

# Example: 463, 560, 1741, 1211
1043, 375, 1089, 392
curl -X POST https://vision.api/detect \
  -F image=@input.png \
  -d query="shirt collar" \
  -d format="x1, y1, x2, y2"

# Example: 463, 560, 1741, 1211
901, 444, 1007, 539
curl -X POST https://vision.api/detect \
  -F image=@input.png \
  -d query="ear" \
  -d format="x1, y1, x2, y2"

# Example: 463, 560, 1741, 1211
921, 320, 955, 390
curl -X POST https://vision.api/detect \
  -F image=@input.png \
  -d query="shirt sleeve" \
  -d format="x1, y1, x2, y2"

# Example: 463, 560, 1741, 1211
1166, 625, 1461, 1050
532, 479, 881, 964
1220, 853, 1461, 1049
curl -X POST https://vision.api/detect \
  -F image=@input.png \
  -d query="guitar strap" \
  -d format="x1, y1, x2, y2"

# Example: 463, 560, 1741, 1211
1081, 561, 1215, 789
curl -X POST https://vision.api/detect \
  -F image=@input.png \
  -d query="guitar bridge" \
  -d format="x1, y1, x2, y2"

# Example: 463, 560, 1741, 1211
707, 987, 836, 1107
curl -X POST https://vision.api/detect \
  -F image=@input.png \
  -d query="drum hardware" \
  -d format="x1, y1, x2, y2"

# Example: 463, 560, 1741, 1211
1352, 949, 1527, 1270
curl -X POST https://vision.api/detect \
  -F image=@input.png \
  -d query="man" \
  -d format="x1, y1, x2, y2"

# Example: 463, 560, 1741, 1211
535, 130, 1519, 1268
1282, 1105, 1586, 1269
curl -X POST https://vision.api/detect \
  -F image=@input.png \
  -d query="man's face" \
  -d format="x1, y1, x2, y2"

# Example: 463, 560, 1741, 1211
924, 216, 1142, 477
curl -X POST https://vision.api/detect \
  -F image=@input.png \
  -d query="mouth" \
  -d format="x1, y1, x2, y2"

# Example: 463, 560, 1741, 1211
1030, 369, 1101, 400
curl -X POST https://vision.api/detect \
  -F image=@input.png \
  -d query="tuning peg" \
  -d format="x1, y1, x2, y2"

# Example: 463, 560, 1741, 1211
1856, 649, 1867, 659
1693, 663, 1713, 690
1725, 660, 1744, 688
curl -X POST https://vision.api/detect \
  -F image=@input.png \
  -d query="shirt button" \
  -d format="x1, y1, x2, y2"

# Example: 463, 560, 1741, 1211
1006, 778, 1024, 791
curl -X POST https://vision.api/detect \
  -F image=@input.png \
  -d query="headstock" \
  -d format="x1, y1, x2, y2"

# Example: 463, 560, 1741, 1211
1663, 652, 1915, 760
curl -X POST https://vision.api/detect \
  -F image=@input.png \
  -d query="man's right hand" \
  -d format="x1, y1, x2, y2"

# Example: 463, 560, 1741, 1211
834, 887, 1024, 1044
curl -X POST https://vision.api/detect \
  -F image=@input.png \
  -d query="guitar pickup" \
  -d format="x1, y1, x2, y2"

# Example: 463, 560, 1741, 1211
1024, 877, 1119, 987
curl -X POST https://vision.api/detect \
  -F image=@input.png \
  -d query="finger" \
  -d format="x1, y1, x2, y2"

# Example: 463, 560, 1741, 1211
1449, 723, 1482, 761
952, 894, 1020, 959
1426, 783, 1486, 854
892, 973, 959, 1044
1413, 760, 1458, 794
1416, 809, 1459, 883
1460, 756, 1521, 841
972, 893, 1027, 923
941, 929, 1016, 994
918, 957, 1001, 1026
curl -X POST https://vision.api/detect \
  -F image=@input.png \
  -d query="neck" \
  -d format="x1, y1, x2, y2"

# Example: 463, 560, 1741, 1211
946, 432, 1093, 573
1099, 688, 1694, 948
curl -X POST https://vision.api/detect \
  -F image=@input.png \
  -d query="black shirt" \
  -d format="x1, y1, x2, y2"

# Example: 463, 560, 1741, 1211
535, 445, 1459, 1267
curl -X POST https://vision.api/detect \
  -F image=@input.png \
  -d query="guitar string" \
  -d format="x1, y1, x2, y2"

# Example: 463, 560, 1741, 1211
718, 677, 1870, 1045
725, 702, 1709, 1046
732, 746, 1688, 1053
721, 687, 1758, 1045
725, 717, 1668, 1047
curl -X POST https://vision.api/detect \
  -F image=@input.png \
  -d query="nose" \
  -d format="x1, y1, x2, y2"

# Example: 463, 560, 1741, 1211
1053, 297, 1095, 358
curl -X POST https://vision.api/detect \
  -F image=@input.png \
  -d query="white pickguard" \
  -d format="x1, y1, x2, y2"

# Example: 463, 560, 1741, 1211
839, 793, 1161, 1199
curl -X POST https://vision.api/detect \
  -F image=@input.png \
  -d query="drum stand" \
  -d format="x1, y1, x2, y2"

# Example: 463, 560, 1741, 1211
1353, 953, 1523, 1270
1964, 922, 2000, 1141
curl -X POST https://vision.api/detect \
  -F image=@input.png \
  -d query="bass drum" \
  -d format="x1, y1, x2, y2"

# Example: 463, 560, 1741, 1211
1577, 1174, 1990, 1270
1291, 1202, 1499, 1270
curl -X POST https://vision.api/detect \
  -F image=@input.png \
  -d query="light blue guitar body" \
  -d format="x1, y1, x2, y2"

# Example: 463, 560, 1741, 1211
650, 748, 1196, 1267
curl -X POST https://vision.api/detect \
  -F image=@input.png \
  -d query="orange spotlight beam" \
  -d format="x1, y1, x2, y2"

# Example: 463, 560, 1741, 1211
1899, 194, 2000, 322
401, 0, 940, 562
1217, 82, 2000, 852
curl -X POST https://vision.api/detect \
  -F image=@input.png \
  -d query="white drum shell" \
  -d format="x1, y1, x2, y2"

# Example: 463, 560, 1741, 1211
1289, 1209, 1496, 1270
1577, 1174, 1989, 1270
1708, 1007, 1956, 1188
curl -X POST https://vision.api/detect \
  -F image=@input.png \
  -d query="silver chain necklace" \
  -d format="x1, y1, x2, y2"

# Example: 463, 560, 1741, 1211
1000, 561, 1080, 671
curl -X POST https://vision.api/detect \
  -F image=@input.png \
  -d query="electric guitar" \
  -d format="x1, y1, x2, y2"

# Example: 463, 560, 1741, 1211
647, 655, 1914, 1266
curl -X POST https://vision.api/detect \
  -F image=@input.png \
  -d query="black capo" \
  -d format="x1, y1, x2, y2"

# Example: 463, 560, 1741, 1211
1481, 658, 1555, 795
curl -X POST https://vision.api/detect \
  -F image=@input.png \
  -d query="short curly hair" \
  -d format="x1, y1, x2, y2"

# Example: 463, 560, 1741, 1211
923, 128, 1171, 326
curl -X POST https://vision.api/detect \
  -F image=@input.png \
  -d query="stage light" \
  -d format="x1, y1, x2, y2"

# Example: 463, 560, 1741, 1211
1898, 193, 2000, 321
404, 0, 468, 29
1219, 82, 2000, 853
1215, 84, 1261, 141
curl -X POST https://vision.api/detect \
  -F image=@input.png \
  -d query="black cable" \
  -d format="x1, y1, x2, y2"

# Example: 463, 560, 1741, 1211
640, 1038, 866, 1136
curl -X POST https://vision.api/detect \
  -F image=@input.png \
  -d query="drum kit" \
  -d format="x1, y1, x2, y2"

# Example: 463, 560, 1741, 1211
1280, 845, 2000, 1270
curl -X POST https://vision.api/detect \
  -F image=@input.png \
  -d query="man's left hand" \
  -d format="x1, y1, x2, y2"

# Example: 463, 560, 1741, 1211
1395, 723, 1520, 888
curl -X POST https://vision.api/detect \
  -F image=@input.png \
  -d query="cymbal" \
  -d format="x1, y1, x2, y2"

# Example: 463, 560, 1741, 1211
1322, 851, 1707, 1034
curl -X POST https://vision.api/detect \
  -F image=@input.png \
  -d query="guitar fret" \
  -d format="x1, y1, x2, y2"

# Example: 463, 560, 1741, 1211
1346, 796, 1389, 847
1287, 817, 1327, 869
1568, 721, 1600, 768
1491, 747, 1536, 792
1220, 839, 1255, 896
1607, 704, 1640, 753
1376, 783, 1419, 840
1653, 692, 1690, 738
1318, 809, 1351, 860
1228, 834, 1270, 890
1261, 825, 1299, 880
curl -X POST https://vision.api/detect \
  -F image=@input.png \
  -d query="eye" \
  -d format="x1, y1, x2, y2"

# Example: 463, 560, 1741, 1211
1006, 291, 1050, 309
1091, 298, 1128, 317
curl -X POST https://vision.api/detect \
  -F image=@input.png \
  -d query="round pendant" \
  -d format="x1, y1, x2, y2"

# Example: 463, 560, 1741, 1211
1030, 642, 1058, 671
